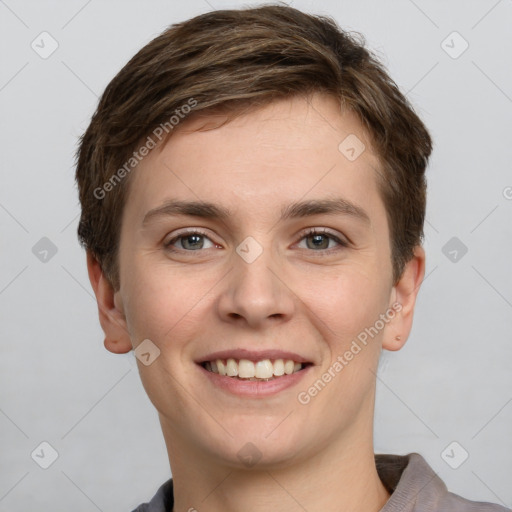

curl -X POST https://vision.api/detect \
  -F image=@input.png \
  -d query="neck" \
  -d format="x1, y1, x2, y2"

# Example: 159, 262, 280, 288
162, 414, 390, 512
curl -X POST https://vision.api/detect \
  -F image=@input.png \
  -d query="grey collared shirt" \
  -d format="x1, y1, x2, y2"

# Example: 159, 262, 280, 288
132, 452, 510, 511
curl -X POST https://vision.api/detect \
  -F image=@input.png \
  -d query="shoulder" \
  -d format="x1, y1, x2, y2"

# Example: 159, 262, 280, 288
130, 478, 174, 512
441, 490, 510, 512
376, 452, 509, 512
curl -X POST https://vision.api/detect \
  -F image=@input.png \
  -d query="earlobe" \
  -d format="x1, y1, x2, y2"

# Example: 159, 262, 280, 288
382, 246, 426, 352
104, 336, 132, 354
384, 334, 406, 352
86, 251, 133, 354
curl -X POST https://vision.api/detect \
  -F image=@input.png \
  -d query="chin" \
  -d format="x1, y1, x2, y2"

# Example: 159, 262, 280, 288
198, 421, 311, 471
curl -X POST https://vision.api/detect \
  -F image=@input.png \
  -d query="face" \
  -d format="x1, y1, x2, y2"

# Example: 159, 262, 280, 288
92, 93, 424, 470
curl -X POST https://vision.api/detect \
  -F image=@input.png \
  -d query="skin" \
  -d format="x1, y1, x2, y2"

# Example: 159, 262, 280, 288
87, 93, 425, 512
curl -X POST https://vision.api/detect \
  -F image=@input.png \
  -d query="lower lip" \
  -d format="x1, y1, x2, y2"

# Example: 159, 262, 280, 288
197, 363, 312, 398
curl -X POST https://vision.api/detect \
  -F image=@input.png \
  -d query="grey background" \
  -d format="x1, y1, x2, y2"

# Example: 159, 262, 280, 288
1, 0, 511, 510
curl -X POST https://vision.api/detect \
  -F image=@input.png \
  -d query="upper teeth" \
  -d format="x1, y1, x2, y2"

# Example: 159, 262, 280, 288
205, 358, 303, 379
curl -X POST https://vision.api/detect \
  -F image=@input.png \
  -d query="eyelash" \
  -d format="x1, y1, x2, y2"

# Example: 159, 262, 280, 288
164, 227, 348, 255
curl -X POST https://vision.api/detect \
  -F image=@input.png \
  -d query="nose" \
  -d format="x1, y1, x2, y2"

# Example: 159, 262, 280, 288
216, 243, 295, 329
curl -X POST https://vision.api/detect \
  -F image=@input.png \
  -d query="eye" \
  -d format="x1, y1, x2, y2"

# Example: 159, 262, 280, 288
296, 228, 348, 252
163, 227, 348, 254
164, 229, 217, 252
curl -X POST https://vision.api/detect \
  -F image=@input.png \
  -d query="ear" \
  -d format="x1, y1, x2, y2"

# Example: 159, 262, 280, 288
382, 245, 425, 352
86, 251, 133, 354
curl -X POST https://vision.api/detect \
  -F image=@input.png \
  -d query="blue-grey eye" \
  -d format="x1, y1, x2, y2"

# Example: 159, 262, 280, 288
165, 231, 215, 251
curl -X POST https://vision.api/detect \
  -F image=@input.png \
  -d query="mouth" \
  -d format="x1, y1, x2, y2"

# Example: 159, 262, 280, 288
195, 349, 314, 397
200, 358, 312, 381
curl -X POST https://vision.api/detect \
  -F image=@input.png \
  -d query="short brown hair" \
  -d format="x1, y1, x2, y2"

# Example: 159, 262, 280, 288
75, 4, 432, 290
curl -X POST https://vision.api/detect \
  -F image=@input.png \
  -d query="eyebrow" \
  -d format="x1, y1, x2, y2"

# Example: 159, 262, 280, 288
142, 197, 371, 226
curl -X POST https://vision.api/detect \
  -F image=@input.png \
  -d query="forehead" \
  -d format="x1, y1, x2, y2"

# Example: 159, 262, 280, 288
125, 94, 385, 224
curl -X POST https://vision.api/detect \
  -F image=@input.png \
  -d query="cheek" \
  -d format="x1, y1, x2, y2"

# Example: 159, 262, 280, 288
121, 257, 216, 348
297, 267, 388, 411
293, 263, 390, 346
